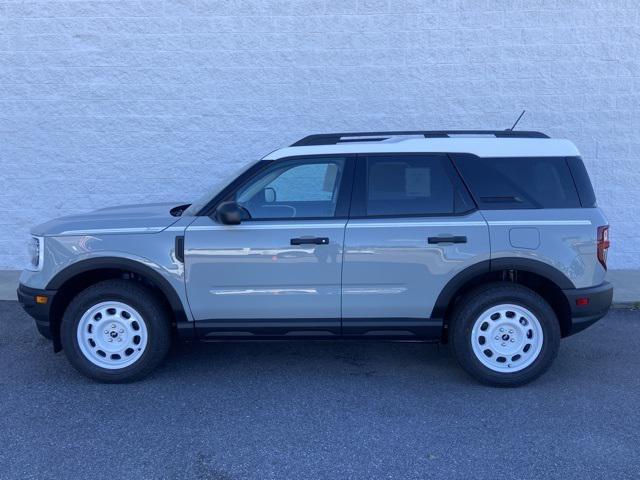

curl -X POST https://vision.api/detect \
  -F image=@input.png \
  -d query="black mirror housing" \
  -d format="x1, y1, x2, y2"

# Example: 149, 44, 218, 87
215, 201, 243, 225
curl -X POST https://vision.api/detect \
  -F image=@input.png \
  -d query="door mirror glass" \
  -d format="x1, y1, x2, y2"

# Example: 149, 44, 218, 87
215, 201, 246, 225
264, 187, 276, 203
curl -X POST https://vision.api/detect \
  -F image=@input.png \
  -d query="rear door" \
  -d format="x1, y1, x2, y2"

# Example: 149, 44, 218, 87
341, 153, 490, 338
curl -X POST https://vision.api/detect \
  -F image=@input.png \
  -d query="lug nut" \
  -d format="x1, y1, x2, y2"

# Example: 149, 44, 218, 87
501, 342, 506, 347
111, 324, 116, 329
500, 328, 504, 332
119, 329, 124, 333
509, 329, 514, 334
510, 339, 515, 342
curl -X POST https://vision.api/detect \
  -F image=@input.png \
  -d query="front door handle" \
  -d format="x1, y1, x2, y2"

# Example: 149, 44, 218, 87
428, 235, 467, 244
290, 237, 330, 246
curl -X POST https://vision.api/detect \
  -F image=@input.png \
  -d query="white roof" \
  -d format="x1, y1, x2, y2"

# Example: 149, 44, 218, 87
263, 137, 580, 160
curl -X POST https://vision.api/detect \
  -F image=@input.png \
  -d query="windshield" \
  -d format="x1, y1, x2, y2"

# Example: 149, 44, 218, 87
184, 160, 258, 215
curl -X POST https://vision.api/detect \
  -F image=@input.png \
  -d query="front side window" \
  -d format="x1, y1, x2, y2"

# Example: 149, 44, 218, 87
363, 155, 471, 216
234, 157, 346, 219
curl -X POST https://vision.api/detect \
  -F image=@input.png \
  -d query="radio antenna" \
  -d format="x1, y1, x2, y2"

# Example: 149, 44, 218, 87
507, 110, 526, 131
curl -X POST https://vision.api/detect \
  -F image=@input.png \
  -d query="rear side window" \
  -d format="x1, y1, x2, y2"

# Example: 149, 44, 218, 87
566, 156, 597, 207
454, 155, 581, 209
359, 154, 475, 216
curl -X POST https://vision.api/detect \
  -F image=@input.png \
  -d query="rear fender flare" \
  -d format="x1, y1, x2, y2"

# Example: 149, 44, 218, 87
431, 258, 574, 320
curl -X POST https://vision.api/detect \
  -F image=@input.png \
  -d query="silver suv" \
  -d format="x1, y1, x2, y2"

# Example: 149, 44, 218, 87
18, 130, 613, 386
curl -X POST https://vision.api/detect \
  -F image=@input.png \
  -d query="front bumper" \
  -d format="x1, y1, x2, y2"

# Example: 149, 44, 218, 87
562, 281, 613, 336
17, 283, 57, 340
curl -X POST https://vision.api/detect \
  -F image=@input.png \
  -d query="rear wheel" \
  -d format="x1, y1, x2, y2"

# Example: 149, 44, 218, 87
60, 280, 171, 382
450, 283, 560, 387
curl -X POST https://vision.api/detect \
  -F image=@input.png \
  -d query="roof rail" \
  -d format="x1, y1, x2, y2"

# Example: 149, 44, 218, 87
290, 130, 549, 147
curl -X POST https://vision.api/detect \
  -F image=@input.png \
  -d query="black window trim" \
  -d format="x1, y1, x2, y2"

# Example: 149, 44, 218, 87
199, 154, 357, 222
349, 152, 478, 220
565, 155, 597, 208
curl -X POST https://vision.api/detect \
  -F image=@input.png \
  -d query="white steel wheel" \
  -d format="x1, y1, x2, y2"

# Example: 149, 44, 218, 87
470, 303, 544, 373
76, 301, 148, 369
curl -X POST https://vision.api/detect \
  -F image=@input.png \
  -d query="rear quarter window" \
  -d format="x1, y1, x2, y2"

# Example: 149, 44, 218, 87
453, 155, 582, 209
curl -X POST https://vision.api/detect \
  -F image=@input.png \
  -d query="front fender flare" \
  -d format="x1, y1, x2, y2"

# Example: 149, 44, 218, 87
46, 256, 193, 344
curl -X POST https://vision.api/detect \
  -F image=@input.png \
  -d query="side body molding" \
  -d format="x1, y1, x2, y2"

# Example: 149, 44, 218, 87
45, 256, 575, 341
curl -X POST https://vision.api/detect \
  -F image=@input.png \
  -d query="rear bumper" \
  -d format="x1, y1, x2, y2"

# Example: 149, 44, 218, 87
17, 283, 57, 340
562, 281, 613, 336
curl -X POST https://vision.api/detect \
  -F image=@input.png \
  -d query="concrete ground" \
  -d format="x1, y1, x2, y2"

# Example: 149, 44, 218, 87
2, 269, 638, 303
0, 270, 20, 301
0, 301, 639, 479
607, 269, 640, 304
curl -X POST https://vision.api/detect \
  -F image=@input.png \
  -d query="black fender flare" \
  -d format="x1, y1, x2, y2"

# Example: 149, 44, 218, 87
47, 257, 190, 331
431, 257, 575, 320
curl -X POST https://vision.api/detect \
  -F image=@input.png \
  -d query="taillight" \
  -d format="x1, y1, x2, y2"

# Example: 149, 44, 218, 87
597, 225, 610, 270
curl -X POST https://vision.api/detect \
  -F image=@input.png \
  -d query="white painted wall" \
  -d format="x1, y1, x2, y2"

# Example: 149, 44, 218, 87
1, 0, 638, 268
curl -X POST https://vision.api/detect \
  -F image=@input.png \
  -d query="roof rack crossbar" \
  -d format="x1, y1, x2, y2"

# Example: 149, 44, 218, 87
291, 130, 549, 146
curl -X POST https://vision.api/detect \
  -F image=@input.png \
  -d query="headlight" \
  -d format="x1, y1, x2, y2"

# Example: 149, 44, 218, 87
26, 236, 44, 271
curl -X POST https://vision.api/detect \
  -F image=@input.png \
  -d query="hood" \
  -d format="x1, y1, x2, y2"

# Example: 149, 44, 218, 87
31, 202, 189, 236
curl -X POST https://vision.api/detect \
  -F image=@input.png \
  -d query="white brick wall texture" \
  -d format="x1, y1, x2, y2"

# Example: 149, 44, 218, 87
0, 0, 639, 269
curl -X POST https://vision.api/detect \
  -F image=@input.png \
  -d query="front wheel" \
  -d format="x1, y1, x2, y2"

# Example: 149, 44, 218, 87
60, 280, 171, 383
450, 283, 561, 387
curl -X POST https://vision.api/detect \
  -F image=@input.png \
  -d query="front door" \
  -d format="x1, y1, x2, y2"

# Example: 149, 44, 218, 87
185, 155, 354, 338
341, 153, 490, 338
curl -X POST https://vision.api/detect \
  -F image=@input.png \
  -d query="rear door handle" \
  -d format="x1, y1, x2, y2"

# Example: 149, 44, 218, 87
290, 237, 330, 246
428, 235, 467, 244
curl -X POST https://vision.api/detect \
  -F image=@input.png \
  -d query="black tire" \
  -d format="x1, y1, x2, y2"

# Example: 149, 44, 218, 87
60, 279, 171, 383
449, 282, 561, 387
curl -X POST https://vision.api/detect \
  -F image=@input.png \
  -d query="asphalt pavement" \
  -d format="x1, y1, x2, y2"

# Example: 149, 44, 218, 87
1, 301, 639, 479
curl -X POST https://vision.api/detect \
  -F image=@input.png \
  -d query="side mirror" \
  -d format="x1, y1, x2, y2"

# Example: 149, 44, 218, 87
215, 201, 244, 225
264, 187, 276, 203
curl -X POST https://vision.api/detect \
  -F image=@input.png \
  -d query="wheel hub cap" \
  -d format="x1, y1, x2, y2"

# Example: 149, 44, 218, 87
77, 301, 148, 369
471, 304, 544, 373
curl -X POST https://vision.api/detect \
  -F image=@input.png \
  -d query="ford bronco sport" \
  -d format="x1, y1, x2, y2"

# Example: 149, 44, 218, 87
18, 130, 613, 386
